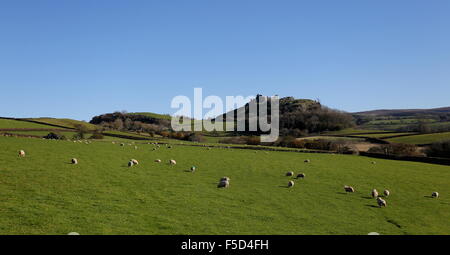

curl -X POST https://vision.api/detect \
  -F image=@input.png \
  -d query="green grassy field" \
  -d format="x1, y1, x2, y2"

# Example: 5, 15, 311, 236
0, 130, 78, 138
26, 118, 98, 130
323, 128, 391, 136
0, 119, 57, 130
386, 132, 450, 145
0, 136, 449, 235
349, 132, 417, 139
300, 136, 366, 142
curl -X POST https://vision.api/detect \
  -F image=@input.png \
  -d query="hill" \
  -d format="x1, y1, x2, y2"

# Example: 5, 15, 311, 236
354, 107, 450, 116
26, 118, 98, 130
215, 95, 354, 136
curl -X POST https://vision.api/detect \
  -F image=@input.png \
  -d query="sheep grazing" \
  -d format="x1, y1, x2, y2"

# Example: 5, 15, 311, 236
288, 180, 295, 188
71, 158, 78, 165
372, 189, 379, 198
432, 192, 439, 198
217, 179, 230, 188
344, 186, 355, 193
155, 159, 162, 163
128, 160, 134, 167
169, 159, 177, 165
120, 143, 125, 147
384, 190, 390, 197
190, 166, 196, 172
131, 159, 139, 165
18, 150, 26, 157
134, 146, 138, 150
377, 197, 387, 208
371, 161, 377, 165
286, 171, 294, 177
296, 173, 305, 179
304, 159, 310, 163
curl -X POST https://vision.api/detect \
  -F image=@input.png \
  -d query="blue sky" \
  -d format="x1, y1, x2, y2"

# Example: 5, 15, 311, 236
0, 0, 449, 121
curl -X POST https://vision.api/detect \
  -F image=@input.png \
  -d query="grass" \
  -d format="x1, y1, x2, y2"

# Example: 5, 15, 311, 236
0, 130, 78, 138
0, 136, 449, 235
323, 128, 391, 136
349, 133, 417, 139
0, 119, 57, 130
301, 136, 366, 142
26, 118, 98, 130
386, 132, 450, 145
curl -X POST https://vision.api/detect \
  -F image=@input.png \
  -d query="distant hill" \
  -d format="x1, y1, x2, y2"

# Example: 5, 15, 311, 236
215, 95, 353, 136
354, 107, 450, 117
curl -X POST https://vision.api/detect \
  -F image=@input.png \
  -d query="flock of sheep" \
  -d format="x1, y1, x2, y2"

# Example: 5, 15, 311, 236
286, 159, 441, 208
17, 144, 441, 208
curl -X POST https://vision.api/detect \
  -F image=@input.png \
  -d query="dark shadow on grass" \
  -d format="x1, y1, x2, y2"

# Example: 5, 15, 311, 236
336, 192, 348, 195
386, 219, 402, 228
424, 196, 434, 198
365, 205, 379, 208
361, 196, 374, 199
279, 185, 290, 188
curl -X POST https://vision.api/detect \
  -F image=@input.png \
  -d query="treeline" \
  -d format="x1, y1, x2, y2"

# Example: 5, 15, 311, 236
278, 97, 354, 136
90, 111, 171, 135
219, 136, 359, 154
395, 121, 450, 133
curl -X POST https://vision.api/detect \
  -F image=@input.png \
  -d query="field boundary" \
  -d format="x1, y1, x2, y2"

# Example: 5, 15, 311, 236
0, 117, 75, 130
360, 152, 450, 166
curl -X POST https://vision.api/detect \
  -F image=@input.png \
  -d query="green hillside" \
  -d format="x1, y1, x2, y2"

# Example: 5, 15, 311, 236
386, 132, 450, 145
0, 136, 448, 235
26, 118, 98, 130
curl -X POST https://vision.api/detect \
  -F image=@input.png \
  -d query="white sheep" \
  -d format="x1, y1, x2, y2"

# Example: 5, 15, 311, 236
128, 161, 134, 167
344, 186, 355, 193
377, 197, 387, 207
372, 189, 379, 198
296, 173, 305, 179
71, 158, 78, 165
155, 159, 162, 163
384, 190, 390, 197
190, 166, 196, 172
304, 159, 310, 163
288, 180, 295, 188
18, 150, 26, 157
286, 171, 294, 177
131, 159, 139, 165
432, 192, 439, 198
169, 159, 177, 165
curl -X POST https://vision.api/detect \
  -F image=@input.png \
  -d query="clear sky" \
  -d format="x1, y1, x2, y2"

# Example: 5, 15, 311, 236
0, 0, 449, 121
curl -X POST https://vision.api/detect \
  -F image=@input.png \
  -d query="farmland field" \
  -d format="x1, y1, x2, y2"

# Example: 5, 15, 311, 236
0, 136, 449, 235
0, 119, 57, 130
349, 133, 417, 139
386, 132, 450, 145
26, 118, 97, 130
